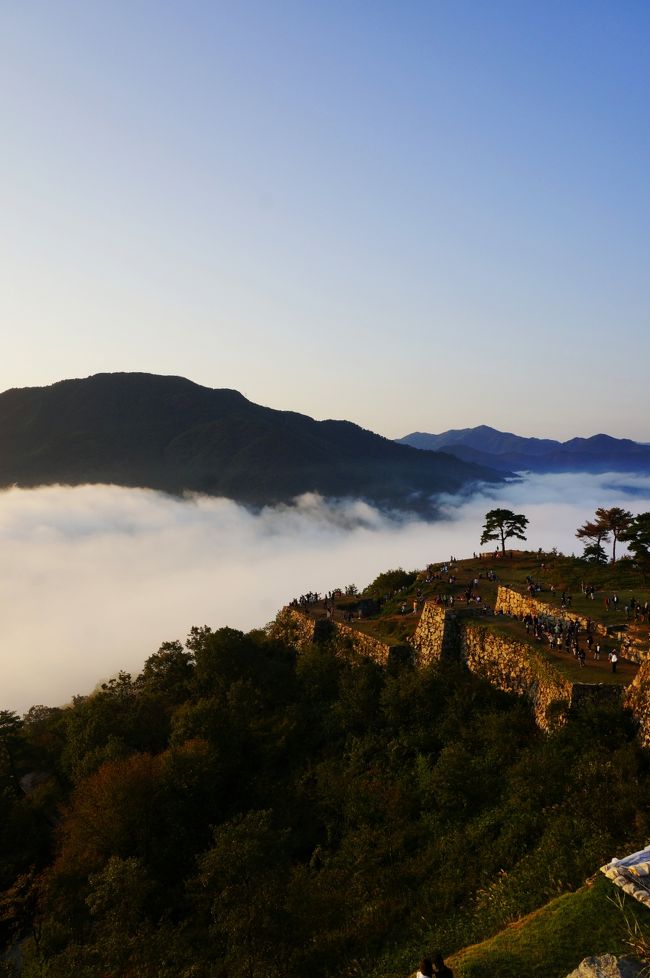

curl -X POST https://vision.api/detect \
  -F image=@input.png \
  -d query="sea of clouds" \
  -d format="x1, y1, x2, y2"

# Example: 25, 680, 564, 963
2, 472, 650, 714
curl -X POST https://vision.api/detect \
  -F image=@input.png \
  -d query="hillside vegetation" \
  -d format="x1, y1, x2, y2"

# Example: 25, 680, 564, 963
450, 876, 644, 978
0, 373, 501, 511
2, 554, 650, 977
305, 550, 650, 687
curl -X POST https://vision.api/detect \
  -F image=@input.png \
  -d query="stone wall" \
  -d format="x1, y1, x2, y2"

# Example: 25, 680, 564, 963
271, 607, 397, 665
412, 602, 621, 731
269, 608, 318, 652
570, 682, 623, 711
617, 630, 649, 666
495, 586, 607, 636
624, 660, 650, 747
461, 623, 573, 729
412, 602, 459, 665
276, 604, 628, 735
413, 602, 574, 729
328, 620, 397, 666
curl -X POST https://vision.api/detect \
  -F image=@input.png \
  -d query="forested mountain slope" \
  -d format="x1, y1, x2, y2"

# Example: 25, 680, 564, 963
1, 606, 647, 978
0, 373, 502, 509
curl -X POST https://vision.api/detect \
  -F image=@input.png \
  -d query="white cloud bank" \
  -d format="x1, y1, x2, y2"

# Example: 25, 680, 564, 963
2, 473, 650, 714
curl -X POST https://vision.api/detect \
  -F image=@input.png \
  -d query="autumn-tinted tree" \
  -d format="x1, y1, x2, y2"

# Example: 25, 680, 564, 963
54, 752, 163, 881
594, 506, 633, 562
480, 509, 529, 554
8, 608, 650, 978
60, 676, 169, 782
0, 868, 46, 963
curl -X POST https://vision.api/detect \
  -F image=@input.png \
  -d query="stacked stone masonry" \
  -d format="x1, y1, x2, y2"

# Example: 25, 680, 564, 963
413, 600, 622, 732
624, 659, 650, 747
277, 603, 633, 736
412, 603, 459, 665
272, 608, 397, 666
270, 608, 318, 652
460, 624, 575, 729
332, 622, 397, 666
495, 586, 608, 636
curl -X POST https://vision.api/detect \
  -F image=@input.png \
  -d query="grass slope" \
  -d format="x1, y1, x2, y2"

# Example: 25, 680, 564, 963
313, 551, 646, 688
448, 876, 643, 978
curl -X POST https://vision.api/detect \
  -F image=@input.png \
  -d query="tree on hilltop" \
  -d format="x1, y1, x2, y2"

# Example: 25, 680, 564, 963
576, 519, 610, 564
620, 512, 650, 580
480, 508, 529, 554
594, 506, 633, 563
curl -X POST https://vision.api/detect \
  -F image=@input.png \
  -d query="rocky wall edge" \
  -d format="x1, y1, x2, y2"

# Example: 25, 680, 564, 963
495, 586, 607, 636
270, 608, 395, 665
623, 659, 650, 747
460, 622, 575, 731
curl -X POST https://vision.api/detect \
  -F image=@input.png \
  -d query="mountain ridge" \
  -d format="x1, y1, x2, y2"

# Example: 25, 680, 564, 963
398, 425, 650, 473
0, 372, 503, 510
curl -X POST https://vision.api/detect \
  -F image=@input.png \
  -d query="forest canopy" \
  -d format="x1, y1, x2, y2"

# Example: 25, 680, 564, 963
1, 615, 647, 978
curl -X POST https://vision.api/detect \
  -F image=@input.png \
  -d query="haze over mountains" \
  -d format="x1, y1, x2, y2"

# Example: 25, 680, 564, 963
399, 425, 650, 474
0, 373, 501, 512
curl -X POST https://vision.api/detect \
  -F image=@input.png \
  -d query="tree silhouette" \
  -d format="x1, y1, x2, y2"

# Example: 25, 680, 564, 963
0, 711, 24, 795
594, 507, 633, 563
620, 512, 650, 580
480, 509, 529, 554
576, 519, 611, 564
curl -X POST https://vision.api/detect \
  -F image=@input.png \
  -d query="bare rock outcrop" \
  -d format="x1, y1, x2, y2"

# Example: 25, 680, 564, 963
565, 954, 642, 977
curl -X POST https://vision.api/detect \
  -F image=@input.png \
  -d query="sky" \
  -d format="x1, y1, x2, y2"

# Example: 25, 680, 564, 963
2, 1, 649, 440
2, 473, 649, 714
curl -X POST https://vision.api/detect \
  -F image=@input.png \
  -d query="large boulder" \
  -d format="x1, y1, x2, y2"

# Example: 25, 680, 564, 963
566, 954, 642, 978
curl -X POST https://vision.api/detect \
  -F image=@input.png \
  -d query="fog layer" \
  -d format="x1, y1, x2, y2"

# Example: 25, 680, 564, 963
2, 473, 650, 713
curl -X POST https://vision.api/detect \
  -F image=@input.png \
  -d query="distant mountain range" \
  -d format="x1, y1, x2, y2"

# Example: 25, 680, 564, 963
0, 373, 503, 511
398, 425, 650, 473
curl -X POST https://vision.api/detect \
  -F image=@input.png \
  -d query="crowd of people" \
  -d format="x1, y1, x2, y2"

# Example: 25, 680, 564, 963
288, 558, 645, 672
515, 611, 625, 671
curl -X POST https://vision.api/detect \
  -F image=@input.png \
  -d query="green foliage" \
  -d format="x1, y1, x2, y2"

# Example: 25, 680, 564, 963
4, 603, 650, 978
620, 511, 650, 578
0, 372, 501, 511
364, 568, 418, 599
582, 541, 608, 563
193, 810, 293, 978
452, 876, 643, 978
140, 640, 195, 703
0, 711, 24, 796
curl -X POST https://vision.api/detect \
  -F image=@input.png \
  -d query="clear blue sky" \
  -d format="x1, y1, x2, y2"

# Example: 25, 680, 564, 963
2, 1, 649, 439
